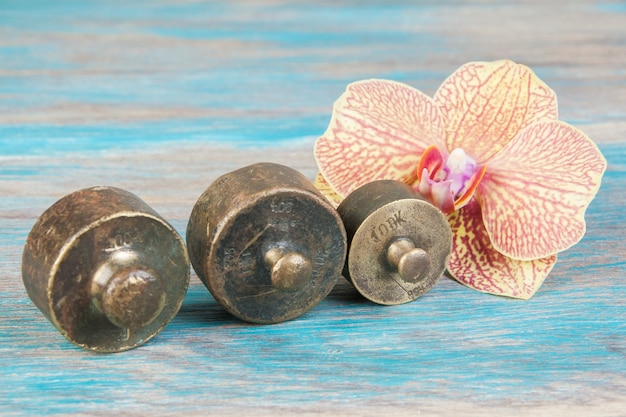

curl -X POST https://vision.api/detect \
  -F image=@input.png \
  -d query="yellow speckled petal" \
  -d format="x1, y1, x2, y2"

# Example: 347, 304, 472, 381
314, 79, 445, 197
313, 172, 343, 208
435, 60, 558, 163
479, 120, 607, 260
448, 200, 558, 299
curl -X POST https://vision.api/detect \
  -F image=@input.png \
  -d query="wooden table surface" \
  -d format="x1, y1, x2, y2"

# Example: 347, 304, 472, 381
1, 1, 625, 416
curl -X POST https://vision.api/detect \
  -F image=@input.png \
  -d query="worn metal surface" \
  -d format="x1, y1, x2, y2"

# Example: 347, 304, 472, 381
187, 162, 347, 324
338, 180, 452, 305
21, 186, 190, 352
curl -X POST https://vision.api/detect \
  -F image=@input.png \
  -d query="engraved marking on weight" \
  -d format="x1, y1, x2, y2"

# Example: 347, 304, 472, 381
222, 224, 273, 276
268, 217, 298, 231
223, 247, 257, 277
238, 251, 256, 277
370, 210, 406, 243
408, 287, 425, 299
104, 232, 142, 253
270, 198, 293, 213
313, 250, 330, 277
311, 240, 333, 280
314, 248, 330, 266
223, 247, 237, 269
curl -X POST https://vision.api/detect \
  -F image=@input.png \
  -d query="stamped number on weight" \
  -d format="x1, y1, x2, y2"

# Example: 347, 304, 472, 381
270, 198, 293, 213
105, 232, 142, 252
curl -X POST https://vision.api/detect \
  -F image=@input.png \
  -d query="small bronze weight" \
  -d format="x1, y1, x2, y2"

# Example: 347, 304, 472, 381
337, 180, 452, 305
22, 186, 190, 352
187, 162, 347, 324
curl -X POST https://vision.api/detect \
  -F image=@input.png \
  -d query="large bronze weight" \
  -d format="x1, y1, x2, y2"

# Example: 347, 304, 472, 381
22, 186, 190, 352
186, 162, 347, 324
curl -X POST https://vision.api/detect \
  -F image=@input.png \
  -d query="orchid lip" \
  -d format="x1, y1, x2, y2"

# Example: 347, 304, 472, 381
416, 145, 486, 213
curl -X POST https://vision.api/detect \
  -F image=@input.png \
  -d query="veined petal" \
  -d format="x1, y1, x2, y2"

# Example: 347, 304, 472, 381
448, 200, 558, 299
479, 120, 607, 260
454, 164, 487, 210
313, 172, 343, 208
416, 145, 444, 180
314, 79, 446, 197
434, 60, 558, 163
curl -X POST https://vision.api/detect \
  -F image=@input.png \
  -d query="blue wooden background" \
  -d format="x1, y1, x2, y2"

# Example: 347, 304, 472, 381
1, 1, 624, 415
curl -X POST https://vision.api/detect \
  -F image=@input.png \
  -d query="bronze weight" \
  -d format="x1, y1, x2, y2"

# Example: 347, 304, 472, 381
22, 186, 190, 352
337, 180, 452, 305
186, 162, 347, 324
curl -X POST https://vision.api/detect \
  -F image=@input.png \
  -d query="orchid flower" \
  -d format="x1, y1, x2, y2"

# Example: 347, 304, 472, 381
314, 60, 607, 299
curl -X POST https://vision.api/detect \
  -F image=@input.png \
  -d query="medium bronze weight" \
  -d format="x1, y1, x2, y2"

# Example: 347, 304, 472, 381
187, 162, 347, 324
22, 186, 190, 352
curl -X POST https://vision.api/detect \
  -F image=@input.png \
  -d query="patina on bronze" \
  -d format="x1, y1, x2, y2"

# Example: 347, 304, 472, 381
186, 162, 347, 324
337, 180, 452, 305
22, 186, 190, 352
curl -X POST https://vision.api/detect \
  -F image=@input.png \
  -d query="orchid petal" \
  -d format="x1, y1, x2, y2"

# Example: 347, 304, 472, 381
479, 120, 607, 260
417, 168, 434, 202
313, 172, 343, 208
314, 79, 446, 197
416, 145, 444, 181
434, 60, 557, 163
431, 181, 456, 214
454, 164, 487, 210
448, 200, 558, 299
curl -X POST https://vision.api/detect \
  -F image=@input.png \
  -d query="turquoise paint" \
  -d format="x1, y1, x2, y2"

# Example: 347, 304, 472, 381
1, 143, 625, 414
0, 119, 323, 156
0, 0, 448, 157
598, 3, 626, 13
1, 1, 624, 414
3, 279, 624, 413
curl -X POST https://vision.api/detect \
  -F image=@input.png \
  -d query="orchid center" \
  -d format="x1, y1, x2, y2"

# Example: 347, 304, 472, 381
416, 145, 487, 214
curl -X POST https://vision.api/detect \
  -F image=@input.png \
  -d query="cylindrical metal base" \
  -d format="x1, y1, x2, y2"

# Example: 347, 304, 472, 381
338, 180, 452, 305
187, 162, 347, 324
22, 186, 190, 352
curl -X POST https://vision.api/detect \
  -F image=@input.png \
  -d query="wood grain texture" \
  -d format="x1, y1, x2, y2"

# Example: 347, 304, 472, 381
1, 1, 625, 416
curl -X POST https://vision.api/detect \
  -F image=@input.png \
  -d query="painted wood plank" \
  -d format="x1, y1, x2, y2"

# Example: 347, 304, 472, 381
1, 1, 625, 415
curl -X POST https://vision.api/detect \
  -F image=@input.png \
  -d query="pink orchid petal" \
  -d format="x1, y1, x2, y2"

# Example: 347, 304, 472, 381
313, 172, 344, 208
314, 79, 446, 197
434, 60, 558, 163
431, 181, 456, 214
479, 120, 607, 260
454, 164, 487, 210
417, 168, 433, 202
448, 200, 558, 299
416, 145, 444, 181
